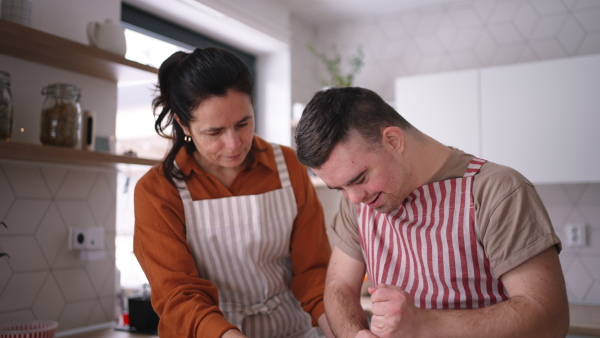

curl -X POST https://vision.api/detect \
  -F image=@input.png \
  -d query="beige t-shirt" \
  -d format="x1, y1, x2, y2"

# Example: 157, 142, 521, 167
329, 148, 561, 278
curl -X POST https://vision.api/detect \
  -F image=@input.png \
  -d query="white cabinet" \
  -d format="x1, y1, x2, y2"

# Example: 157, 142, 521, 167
480, 54, 600, 184
395, 54, 600, 184
395, 69, 481, 157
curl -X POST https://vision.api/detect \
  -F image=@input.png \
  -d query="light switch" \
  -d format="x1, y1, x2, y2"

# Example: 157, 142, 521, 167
565, 223, 587, 247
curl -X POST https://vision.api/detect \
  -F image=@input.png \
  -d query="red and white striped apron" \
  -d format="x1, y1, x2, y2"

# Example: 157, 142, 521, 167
176, 145, 317, 338
358, 157, 508, 309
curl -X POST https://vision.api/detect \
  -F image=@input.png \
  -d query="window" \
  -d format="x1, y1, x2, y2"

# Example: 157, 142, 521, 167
121, 3, 256, 75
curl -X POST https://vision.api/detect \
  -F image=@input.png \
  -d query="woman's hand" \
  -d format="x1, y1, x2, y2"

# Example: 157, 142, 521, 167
356, 329, 378, 337
222, 328, 247, 337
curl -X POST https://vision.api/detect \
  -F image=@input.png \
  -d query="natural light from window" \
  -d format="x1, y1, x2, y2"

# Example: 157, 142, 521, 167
124, 28, 193, 69
116, 28, 192, 289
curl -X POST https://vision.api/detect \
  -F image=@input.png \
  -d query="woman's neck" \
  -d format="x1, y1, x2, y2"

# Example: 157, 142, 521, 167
193, 152, 245, 189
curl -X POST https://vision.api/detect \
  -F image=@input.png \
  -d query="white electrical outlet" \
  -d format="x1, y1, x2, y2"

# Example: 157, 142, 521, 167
565, 223, 587, 247
69, 227, 105, 250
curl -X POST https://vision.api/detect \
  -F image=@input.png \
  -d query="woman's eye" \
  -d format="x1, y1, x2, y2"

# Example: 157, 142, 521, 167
356, 176, 366, 185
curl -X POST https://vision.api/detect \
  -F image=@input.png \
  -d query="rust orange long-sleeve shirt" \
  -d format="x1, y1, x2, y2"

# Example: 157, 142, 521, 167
133, 135, 331, 338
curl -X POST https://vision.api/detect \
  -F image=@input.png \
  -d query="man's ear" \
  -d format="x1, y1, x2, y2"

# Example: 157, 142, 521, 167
382, 126, 405, 153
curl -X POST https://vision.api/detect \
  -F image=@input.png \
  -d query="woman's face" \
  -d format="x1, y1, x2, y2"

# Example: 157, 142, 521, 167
182, 90, 255, 172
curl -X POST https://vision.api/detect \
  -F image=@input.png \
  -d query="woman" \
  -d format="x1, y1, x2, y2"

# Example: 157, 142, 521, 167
133, 47, 332, 338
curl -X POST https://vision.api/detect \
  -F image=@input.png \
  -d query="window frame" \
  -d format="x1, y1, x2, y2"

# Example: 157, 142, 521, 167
121, 3, 257, 89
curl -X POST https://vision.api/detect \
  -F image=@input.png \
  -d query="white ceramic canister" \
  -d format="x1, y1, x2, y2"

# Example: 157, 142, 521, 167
87, 19, 127, 56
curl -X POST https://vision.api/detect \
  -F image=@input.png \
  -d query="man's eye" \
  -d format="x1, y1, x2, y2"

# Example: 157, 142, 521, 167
356, 176, 366, 185
237, 122, 248, 128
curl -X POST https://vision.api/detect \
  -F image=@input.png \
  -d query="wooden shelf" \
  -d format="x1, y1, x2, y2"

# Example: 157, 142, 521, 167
0, 141, 159, 168
0, 19, 158, 82
0, 20, 161, 169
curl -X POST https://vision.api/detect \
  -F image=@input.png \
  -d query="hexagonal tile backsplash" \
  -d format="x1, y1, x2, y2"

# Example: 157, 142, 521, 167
299, 0, 600, 103
0, 160, 117, 331
539, 183, 600, 304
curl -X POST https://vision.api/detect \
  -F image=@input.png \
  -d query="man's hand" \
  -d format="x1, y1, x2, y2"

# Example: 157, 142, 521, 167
368, 284, 422, 338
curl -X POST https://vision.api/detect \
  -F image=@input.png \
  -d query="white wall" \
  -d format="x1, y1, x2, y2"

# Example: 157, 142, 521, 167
30, 0, 120, 45
182, 0, 291, 47
254, 50, 292, 145
290, 15, 319, 106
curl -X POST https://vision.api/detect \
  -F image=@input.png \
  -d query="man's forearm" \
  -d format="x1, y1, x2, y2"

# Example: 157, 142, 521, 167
325, 284, 370, 337
369, 285, 568, 337
418, 296, 568, 338
368, 248, 569, 338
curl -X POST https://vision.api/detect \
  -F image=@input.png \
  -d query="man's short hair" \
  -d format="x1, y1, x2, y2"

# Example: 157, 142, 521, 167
295, 87, 412, 169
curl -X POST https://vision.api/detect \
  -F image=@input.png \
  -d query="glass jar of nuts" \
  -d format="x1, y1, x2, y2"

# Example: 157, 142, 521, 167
40, 83, 82, 147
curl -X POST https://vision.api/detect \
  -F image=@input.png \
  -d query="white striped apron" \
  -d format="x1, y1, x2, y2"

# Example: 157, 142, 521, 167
358, 157, 509, 309
176, 145, 316, 338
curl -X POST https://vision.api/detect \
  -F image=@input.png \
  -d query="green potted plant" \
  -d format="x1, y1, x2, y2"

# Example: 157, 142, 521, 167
307, 43, 364, 87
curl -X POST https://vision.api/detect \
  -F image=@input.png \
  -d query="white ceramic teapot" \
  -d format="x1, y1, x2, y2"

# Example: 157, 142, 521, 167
87, 19, 127, 56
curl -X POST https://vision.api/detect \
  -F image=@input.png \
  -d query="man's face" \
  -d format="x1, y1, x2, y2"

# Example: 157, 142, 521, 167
313, 130, 414, 214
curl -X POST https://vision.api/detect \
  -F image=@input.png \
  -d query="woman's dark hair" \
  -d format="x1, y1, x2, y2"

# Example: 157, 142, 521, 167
295, 87, 413, 169
153, 47, 254, 186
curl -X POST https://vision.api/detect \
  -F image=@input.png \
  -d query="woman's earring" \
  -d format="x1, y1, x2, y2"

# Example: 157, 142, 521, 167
184, 135, 192, 143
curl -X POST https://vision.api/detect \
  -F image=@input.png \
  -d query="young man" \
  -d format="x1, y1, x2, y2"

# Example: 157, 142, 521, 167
294, 87, 569, 338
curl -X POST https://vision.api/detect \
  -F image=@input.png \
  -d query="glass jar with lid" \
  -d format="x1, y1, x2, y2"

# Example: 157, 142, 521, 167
0, 70, 13, 141
40, 83, 82, 147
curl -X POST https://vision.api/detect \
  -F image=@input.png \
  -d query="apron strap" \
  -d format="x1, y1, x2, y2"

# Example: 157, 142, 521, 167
220, 291, 292, 316
173, 162, 192, 203
463, 157, 486, 178
272, 144, 291, 188
173, 145, 291, 201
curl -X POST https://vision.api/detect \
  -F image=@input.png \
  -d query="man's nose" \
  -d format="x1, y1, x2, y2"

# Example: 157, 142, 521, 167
344, 187, 367, 205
